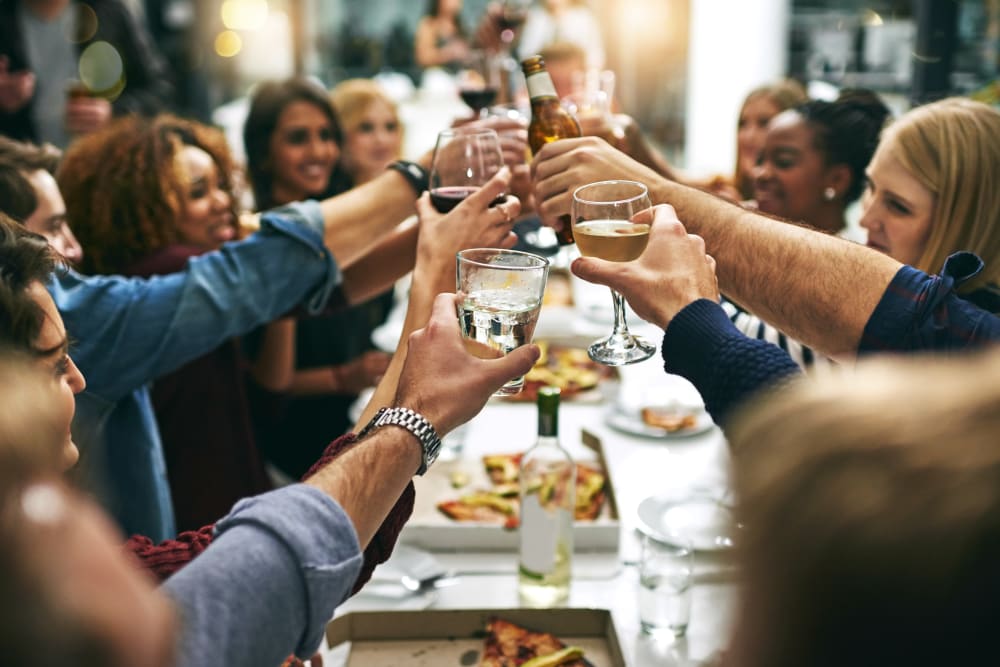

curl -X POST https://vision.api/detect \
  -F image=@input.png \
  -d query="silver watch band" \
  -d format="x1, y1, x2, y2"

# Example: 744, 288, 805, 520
358, 406, 442, 475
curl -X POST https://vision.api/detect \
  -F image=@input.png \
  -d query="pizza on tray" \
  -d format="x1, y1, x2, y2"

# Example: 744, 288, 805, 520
437, 454, 607, 527
507, 342, 617, 402
480, 617, 588, 667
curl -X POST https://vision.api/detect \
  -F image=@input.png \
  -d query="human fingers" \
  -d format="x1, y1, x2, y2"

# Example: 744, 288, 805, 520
463, 165, 511, 210
415, 191, 440, 222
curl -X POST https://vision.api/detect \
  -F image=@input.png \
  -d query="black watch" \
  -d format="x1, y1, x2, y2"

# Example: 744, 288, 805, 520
358, 406, 442, 475
387, 160, 429, 195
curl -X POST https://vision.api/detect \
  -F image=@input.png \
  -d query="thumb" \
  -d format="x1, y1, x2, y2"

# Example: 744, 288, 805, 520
415, 191, 436, 219
487, 343, 540, 387
571, 256, 622, 292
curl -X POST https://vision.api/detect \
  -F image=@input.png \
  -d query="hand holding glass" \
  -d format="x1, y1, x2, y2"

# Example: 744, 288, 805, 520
456, 248, 549, 396
572, 180, 655, 365
430, 128, 506, 213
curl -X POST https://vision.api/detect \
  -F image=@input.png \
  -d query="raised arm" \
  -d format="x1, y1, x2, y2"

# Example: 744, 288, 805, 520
532, 137, 900, 360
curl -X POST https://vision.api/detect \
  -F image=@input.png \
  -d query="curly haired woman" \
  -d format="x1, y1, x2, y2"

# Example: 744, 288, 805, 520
58, 114, 284, 531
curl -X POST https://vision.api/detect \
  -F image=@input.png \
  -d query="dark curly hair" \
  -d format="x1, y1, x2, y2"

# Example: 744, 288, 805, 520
57, 114, 240, 276
243, 77, 351, 210
797, 89, 891, 204
0, 213, 58, 356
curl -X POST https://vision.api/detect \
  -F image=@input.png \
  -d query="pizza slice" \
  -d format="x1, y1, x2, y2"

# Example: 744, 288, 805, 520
480, 617, 588, 667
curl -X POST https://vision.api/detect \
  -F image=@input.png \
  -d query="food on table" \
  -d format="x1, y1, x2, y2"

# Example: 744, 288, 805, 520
511, 342, 616, 402
480, 617, 587, 667
640, 406, 699, 432
437, 454, 606, 526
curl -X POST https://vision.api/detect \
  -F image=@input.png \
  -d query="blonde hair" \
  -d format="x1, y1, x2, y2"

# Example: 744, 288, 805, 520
330, 79, 401, 138
881, 98, 1000, 292
734, 80, 808, 199
728, 349, 1000, 666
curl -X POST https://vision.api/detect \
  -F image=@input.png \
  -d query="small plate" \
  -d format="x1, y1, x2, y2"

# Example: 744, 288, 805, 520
605, 407, 715, 439
637, 494, 736, 552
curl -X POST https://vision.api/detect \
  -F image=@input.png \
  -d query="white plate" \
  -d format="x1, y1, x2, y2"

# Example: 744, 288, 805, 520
637, 494, 736, 552
605, 406, 715, 439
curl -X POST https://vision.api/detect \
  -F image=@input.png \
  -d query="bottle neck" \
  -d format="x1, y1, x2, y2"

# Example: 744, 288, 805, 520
538, 409, 558, 438
525, 71, 558, 101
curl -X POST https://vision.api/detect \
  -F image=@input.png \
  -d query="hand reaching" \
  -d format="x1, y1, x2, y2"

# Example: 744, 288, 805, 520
394, 293, 540, 436
571, 204, 719, 329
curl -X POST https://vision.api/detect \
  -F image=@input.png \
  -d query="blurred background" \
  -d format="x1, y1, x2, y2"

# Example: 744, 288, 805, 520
145, 0, 1000, 178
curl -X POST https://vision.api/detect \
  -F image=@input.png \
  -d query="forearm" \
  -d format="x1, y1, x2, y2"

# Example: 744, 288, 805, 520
352, 259, 449, 431
288, 365, 355, 395
248, 319, 296, 391
319, 170, 420, 266
651, 179, 901, 359
341, 219, 418, 305
305, 429, 421, 547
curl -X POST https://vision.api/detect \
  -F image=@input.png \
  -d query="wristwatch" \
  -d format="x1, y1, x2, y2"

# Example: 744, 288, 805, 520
358, 406, 442, 475
386, 160, 430, 195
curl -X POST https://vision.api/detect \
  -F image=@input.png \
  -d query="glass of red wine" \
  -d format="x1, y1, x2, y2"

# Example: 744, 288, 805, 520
457, 50, 501, 119
498, 0, 530, 47
429, 128, 506, 213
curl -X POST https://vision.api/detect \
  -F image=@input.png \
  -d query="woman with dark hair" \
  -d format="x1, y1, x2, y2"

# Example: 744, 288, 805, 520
753, 89, 891, 239
724, 90, 892, 368
243, 77, 395, 480
58, 114, 285, 532
415, 0, 470, 69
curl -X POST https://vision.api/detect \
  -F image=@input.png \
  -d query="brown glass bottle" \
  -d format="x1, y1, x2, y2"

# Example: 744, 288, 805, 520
522, 55, 581, 245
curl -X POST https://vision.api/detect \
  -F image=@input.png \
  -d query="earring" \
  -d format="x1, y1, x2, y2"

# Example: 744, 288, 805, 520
823, 187, 836, 201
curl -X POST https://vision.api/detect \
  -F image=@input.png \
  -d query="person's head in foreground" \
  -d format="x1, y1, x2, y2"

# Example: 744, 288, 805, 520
753, 89, 890, 235
330, 79, 404, 186
0, 137, 83, 264
57, 114, 241, 275
860, 97, 1000, 294
244, 76, 350, 210
728, 347, 1000, 666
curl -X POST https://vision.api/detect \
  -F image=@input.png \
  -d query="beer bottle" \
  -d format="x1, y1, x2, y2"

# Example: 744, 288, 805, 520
522, 55, 581, 244
518, 386, 575, 607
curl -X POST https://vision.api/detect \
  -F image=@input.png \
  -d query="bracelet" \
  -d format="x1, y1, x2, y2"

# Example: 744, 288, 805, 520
387, 160, 429, 195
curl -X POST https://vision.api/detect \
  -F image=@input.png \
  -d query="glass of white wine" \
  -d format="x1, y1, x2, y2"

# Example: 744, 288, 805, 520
572, 180, 655, 366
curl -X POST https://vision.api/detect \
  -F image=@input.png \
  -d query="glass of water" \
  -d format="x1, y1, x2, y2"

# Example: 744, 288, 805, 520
456, 248, 549, 396
639, 532, 694, 638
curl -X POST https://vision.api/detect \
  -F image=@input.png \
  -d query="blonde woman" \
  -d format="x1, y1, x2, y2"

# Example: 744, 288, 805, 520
331, 79, 404, 185
861, 97, 1000, 302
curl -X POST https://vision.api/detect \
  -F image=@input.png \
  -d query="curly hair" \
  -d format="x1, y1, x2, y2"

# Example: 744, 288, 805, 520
57, 114, 240, 276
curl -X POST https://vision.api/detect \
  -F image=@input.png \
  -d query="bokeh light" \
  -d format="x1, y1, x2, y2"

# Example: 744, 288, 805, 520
215, 30, 244, 58
221, 0, 269, 31
78, 41, 125, 100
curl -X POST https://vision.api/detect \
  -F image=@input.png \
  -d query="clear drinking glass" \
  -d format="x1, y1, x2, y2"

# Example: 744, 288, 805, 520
572, 180, 656, 365
639, 533, 694, 639
429, 128, 506, 213
456, 248, 550, 396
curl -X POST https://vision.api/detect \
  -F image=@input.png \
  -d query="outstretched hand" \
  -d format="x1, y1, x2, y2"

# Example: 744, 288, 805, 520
571, 205, 719, 329
394, 293, 540, 436
415, 166, 519, 275
531, 136, 662, 235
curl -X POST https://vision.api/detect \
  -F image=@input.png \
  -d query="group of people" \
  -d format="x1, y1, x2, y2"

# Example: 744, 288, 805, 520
1, 0, 1000, 665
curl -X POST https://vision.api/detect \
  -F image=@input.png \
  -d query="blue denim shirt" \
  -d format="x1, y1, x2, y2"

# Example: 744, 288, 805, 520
51, 202, 340, 541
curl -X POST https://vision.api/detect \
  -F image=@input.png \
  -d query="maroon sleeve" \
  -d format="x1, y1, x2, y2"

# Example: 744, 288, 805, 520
125, 432, 415, 593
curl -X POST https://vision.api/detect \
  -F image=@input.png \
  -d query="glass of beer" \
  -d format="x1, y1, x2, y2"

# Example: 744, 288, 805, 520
572, 180, 655, 365
456, 248, 550, 396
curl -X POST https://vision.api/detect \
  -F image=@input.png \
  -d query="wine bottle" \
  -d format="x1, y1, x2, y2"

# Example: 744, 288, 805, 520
522, 55, 581, 245
518, 386, 575, 607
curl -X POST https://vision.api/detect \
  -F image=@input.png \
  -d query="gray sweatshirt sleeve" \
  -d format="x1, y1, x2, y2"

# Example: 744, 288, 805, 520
162, 484, 363, 667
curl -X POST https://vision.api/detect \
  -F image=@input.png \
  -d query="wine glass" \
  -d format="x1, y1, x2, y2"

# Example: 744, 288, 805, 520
457, 50, 501, 119
429, 128, 506, 213
497, 0, 530, 49
572, 180, 656, 366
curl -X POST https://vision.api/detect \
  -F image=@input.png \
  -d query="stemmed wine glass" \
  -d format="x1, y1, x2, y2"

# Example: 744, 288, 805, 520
457, 50, 502, 119
429, 127, 506, 213
572, 180, 656, 365
497, 0, 530, 51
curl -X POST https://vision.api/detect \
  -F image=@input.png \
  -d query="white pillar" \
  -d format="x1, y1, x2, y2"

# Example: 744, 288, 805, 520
685, 0, 791, 177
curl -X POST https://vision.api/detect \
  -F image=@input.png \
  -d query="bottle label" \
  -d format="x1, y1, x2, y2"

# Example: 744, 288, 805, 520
526, 72, 558, 100
519, 494, 570, 575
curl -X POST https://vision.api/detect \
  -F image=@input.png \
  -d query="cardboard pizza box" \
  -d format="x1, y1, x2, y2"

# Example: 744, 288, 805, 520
399, 429, 620, 552
326, 607, 627, 667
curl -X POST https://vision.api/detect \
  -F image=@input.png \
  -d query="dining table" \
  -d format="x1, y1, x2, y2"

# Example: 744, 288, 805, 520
321, 272, 740, 666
